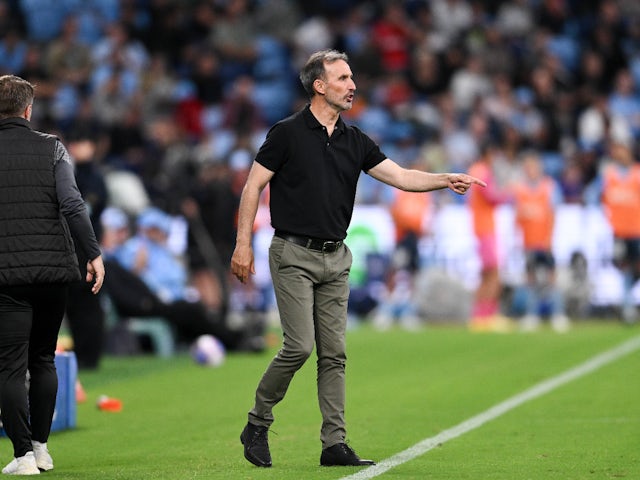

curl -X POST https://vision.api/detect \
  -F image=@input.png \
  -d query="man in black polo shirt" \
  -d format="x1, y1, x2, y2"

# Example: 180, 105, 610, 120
231, 50, 485, 468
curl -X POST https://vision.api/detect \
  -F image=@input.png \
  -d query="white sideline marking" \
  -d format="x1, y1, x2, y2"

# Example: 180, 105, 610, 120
339, 335, 640, 480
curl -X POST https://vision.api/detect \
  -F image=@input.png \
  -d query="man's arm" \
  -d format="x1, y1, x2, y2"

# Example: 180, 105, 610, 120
230, 161, 274, 283
368, 158, 486, 194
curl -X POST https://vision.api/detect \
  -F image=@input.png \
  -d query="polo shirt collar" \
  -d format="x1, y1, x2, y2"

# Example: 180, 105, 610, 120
302, 104, 345, 134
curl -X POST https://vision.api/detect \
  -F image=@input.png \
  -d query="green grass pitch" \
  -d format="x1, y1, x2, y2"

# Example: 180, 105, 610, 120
6, 321, 638, 480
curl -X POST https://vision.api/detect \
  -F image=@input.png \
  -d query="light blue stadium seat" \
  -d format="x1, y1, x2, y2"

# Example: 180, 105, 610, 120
101, 295, 175, 358
127, 318, 175, 358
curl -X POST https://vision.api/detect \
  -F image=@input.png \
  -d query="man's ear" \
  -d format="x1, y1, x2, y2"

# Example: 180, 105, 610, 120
24, 103, 32, 121
313, 79, 325, 96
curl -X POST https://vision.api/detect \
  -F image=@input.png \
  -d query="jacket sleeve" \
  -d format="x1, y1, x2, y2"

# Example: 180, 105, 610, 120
54, 140, 102, 260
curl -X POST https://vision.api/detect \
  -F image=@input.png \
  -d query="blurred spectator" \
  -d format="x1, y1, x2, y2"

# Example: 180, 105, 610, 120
576, 50, 612, 104
584, 140, 640, 323
188, 48, 224, 107
141, 115, 197, 212
181, 0, 217, 46
608, 69, 640, 140
514, 252, 569, 332
67, 132, 109, 236
534, 0, 569, 36
18, 0, 68, 42
495, 0, 534, 38
558, 156, 587, 204
509, 86, 545, 150
559, 251, 592, 319
67, 95, 109, 155
44, 15, 93, 89
183, 156, 239, 311
143, 1, 189, 67
371, 268, 420, 331
100, 206, 130, 255
467, 141, 513, 331
222, 75, 265, 135
449, 56, 492, 114
64, 132, 109, 369
181, 196, 227, 315
90, 69, 136, 128
0, 2, 24, 38
0, 27, 28, 74
2, 0, 640, 332
251, 35, 297, 124
175, 91, 206, 141
476, 21, 517, 79
291, 15, 333, 71
208, 0, 258, 87
389, 160, 433, 272
104, 207, 262, 349
430, 0, 474, 50
529, 66, 564, 150
407, 46, 449, 99
577, 93, 631, 152
105, 99, 146, 170
483, 74, 517, 130
442, 108, 490, 172
254, 0, 302, 44
113, 207, 188, 304
511, 151, 569, 332
92, 20, 149, 80
338, 4, 382, 80
371, 2, 415, 74
587, 2, 628, 86
137, 52, 185, 133
16, 44, 56, 107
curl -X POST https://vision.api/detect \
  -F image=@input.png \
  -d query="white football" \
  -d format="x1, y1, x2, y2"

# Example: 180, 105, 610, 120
190, 334, 226, 367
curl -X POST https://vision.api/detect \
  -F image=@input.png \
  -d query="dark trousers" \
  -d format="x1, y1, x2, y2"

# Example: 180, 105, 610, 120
66, 280, 105, 370
0, 284, 67, 457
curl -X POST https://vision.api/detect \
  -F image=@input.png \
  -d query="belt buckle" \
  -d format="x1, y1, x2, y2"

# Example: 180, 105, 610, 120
322, 241, 338, 253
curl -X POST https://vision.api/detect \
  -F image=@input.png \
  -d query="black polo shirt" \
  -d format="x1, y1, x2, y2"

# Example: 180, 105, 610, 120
255, 105, 387, 240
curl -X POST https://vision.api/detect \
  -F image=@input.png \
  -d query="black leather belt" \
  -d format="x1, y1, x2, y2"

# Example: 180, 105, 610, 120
275, 231, 343, 253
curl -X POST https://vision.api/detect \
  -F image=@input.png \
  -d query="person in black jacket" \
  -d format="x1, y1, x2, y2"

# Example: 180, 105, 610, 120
64, 131, 109, 370
0, 75, 104, 475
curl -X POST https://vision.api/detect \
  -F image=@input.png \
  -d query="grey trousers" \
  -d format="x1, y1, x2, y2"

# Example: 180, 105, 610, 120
248, 235, 352, 449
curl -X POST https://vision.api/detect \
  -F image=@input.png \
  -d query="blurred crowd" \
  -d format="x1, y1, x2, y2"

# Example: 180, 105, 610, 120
4, 0, 640, 363
4, 0, 639, 207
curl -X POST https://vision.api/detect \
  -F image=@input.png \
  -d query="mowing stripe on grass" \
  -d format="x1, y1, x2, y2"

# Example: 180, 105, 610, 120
340, 334, 640, 480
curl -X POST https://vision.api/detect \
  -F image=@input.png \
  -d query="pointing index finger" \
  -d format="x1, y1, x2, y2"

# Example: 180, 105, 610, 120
471, 177, 487, 187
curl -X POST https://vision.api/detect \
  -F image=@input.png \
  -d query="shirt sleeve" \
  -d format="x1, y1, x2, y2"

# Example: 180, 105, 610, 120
54, 140, 102, 260
254, 122, 287, 172
360, 129, 387, 172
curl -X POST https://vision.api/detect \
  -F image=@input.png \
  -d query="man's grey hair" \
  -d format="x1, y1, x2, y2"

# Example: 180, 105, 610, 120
299, 50, 349, 98
0, 75, 34, 119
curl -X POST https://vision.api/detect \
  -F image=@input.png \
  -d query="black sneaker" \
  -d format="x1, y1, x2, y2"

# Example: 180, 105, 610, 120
240, 423, 272, 467
320, 443, 375, 466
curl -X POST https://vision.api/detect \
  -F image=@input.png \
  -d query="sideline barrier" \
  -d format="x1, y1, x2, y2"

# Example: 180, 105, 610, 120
252, 203, 638, 311
344, 203, 635, 306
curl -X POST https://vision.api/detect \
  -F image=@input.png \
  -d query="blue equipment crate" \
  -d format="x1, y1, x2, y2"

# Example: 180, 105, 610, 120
51, 351, 78, 431
1, 351, 77, 436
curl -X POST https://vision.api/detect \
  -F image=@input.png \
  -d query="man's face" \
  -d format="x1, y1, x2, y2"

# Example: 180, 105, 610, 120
319, 59, 356, 112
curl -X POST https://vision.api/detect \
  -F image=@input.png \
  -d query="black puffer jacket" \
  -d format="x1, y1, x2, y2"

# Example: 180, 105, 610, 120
0, 118, 81, 286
